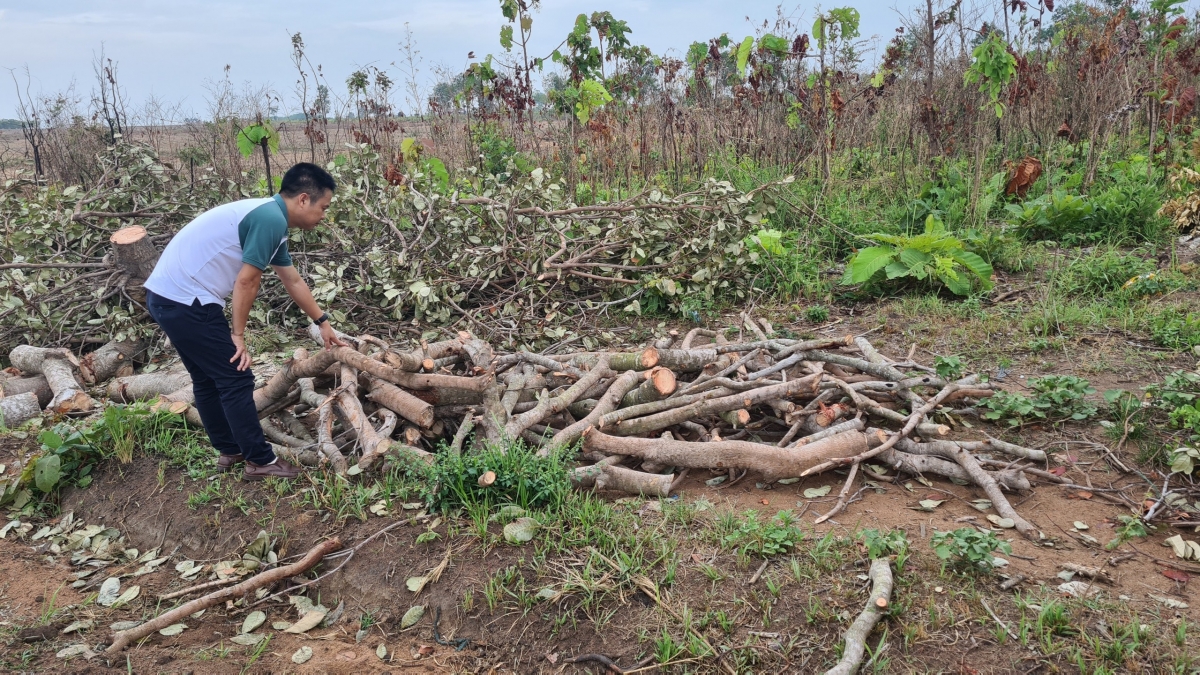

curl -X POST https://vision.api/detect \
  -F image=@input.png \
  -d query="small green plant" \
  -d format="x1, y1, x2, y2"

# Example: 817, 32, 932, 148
964, 30, 1018, 118
1105, 515, 1148, 550
980, 376, 1097, 426
843, 215, 994, 296
1169, 446, 1200, 475
805, 305, 830, 323
858, 528, 909, 559
236, 119, 280, 195
1005, 190, 1095, 242
1151, 308, 1200, 350
931, 527, 1011, 573
934, 355, 964, 380
1057, 249, 1156, 297
721, 510, 805, 558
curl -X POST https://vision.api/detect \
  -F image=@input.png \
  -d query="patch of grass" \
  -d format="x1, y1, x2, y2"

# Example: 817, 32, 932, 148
1150, 307, 1200, 350
1056, 247, 1155, 297
719, 510, 805, 558
425, 439, 571, 514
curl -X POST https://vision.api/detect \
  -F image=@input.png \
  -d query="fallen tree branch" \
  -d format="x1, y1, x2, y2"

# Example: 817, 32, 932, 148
824, 558, 894, 675
106, 537, 343, 652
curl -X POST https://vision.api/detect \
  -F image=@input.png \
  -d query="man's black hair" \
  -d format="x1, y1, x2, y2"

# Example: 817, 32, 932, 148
280, 162, 336, 199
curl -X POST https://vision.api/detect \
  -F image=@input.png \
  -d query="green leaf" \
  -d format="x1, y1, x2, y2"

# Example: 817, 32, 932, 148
844, 246, 896, 284
951, 251, 994, 288
736, 36, 754, 77
1171, 452, 1195, 475
34, 454, 61, 493
423, 157, 449, 192
500, 25, 514, 51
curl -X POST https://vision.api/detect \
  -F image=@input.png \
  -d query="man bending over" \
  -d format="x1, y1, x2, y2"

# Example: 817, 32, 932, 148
145, 163, 347, 479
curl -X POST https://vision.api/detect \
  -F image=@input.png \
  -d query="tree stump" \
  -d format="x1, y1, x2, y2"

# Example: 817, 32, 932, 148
79, 339, 147, 384
110, 226, 159, 279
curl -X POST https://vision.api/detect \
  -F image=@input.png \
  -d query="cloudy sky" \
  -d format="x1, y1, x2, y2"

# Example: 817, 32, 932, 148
2, 0, 996, 118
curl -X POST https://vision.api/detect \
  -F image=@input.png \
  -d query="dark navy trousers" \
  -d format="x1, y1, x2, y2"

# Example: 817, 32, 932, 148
146, 291, 274, 465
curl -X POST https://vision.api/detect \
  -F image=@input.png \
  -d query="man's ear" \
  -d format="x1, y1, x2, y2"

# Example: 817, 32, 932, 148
297, 193, 311, 208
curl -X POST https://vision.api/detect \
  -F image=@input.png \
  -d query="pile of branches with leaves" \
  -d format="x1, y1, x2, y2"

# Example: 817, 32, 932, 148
0, 140, 793, 358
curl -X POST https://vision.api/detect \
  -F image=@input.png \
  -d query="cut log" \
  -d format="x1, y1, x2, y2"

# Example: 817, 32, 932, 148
0, 393, 41, 428
594, 464, 673, 497
78, 339, 146, 384
9, 346, 94, 413
584, 428, 881, 481
253, 349, 339, 409
2, 376, 51, 407
109, 226, 160, 279
569, 455, 623, 488
364, 376, 435, 428
620, 367, 677, 408
719, 409, 751, 427
650, 347, 718, 373
561, 350, 658, 372
334, 369, 431, 471
107, 371, 192, 403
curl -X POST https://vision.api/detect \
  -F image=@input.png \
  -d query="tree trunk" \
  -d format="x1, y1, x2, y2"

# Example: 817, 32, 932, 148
9, 346, 94, 413
78, 339, 146, 384
584, 428, 881, 481
0, 393, 41, 428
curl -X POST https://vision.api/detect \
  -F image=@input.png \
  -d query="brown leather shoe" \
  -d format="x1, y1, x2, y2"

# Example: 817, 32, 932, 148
217, 454, 244, 472
244, 458, 300, 481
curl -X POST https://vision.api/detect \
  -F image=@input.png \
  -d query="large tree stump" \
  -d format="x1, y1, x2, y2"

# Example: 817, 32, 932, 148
0, 393, 41, 427
78, 339, 147, 384
110, 226, 159, 279
8, 346, 94, 413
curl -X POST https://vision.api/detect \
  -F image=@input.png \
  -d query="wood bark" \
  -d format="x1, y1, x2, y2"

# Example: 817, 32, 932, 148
649, 347, 718, 373
334, 371, 431, 470
824, 558, 894, 675
609, 374, 821, 436
1, 376, 51, 407
560, 349, 658, 372
0, 393, 41, 427
505, 358, 612, 439
105, 538, 343, 653
569, 455, 623, 488
107, 371, 192, 403
9, 346, 94, 413
547, 370, 642, 453
879, 448, 1031, 492
364, 376, 435, 428
594, 464, 673, 497
252, 348, 339, 409
79, 339, 146, 384
584, 428, 880, 481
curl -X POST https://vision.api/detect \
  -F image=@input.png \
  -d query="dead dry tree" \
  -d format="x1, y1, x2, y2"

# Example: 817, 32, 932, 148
5, 315, 1046, 539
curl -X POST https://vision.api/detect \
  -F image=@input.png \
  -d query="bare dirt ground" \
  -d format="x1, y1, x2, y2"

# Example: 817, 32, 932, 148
2, 302, 1199, 674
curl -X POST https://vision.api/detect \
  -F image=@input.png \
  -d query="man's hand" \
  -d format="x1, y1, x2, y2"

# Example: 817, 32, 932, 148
319, 322, 349, 350
230, 333, 252, 371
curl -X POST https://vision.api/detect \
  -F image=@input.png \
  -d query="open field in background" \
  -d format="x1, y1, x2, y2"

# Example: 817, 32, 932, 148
3, 0, 1200, 672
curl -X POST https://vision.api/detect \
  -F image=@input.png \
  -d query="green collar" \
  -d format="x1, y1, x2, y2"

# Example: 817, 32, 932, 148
272, 194, 288, 225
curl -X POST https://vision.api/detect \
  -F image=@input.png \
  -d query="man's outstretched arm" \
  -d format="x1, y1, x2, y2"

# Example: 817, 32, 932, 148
274, 264, 348, 350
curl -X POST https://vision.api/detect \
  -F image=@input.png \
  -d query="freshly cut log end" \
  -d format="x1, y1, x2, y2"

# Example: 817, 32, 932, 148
719, 409, 751, 428
109, 226, 160, 280
478, 470, 496, 487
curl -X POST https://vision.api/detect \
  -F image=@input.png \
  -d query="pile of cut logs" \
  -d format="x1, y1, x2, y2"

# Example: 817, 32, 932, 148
0, 321, 1049, 538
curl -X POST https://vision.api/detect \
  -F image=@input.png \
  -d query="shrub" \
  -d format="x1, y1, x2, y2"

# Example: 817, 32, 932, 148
721, 510, 805, 558
843, 215, 994, 296
1057, 248, 1155, 297
931, 527, 1011, 573
1150, 308, 1200, 349
980, 375, 1097, 426
1005, 190, 1095, 241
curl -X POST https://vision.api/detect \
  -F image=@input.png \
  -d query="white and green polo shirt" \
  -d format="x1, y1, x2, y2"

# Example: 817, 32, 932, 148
145, 195, 293, 306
